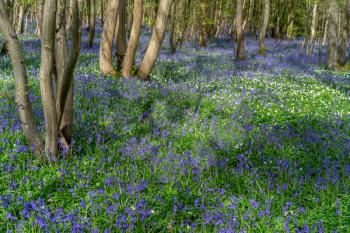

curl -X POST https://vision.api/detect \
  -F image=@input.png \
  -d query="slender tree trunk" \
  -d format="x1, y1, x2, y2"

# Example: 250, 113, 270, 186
60, 81, 74, 145
13, 2, 18, 29
259, 0, 270, 54
137, 0, 173, 80
337, 0, 349, 66
23, 9, 29, 34
215, 0, 223, 37
199, 0, 206, 47
168, 1, 176, 53
327, 0, 339, 69
322, 8, 331, 47
39, 0, 58, 161
0, 0, 45, 155
242, 0, 254, 32
307, 2, 318, 57
0, 0, 13, 55
56, 0, 82, 146
16, 4, 25, 34
273, 0, 282, 44
177, 0, 191, 48
210, 1, 218, 38
99, 0, 119, 75
235, 0, 245, 60
153, 0, 159, 23
286, 12, 294, 40
114, 0, 127, 70
122, 0, 143, 77
66, 0, 74, 37
84, 0, 91, 32
189, 12, 196, 41
36, 0, 45, 37
55, 0, 69, 146
88, 0, 96, 47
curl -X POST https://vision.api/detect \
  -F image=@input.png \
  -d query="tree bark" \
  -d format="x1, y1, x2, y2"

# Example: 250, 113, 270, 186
259, 0, 270, 54
327, 0, 339, 69
177, 0, 191, 48
114, 0, 127, 70
274, 0, 282, 45
199, 0, 207, 47
16, 4, 25, 34
0, 0, 13, 55
66, 0, 74, 38
60, 81, 74, 145
101, 0, 105, 26
56, 0, 82, 146
242, 0, 254, 32
99, 0, 119, 75
322, 8, 331, 47
122, 0, 143, 77
37, 0, 45, 37
306, 2, 318, 57
215, 0, 223, 37
235, 0, 245, 60
0, 0, 45, 155
137, 0, 173, 80
39, 0, 58, 161
88, 0, 96, 47
168, 1, 176, 53
337, 0, 349, 66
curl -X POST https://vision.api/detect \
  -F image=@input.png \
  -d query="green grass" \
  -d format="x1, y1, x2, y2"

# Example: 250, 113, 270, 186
1, 38, 350, 232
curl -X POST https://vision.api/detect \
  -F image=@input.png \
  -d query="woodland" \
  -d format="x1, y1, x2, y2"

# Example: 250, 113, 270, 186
0, 0, 350, 232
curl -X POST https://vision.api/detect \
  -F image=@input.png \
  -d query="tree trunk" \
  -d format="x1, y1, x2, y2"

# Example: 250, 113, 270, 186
101, 0, 105, 26
215, 0, 223, 37
39, 0, 58, 161
16, 4, 25, 34
0, 0, 45, 155
99, 0, 119, 76
55, 0, 69, 147
114, 0, 127, 70
177, 0, 191, 48
37, 0, 45, 37
66, 0, 74, 37
87, 0, 91, 30
242, 0, 254, 32
168, 1, 176, 53
306, 2, 318, 57
60, 81, 74, 145
88, 0, 96, 47
207, 1, 217, 38
327, 0, 339, 69
235, 0, 245, 60
322, 8, 331, 47
0, 0, 13, 55
153, 0, 159, 24
56, 0, 82, 147
199, 0, 206, 47
137, 0, 172, 80
122, 0, 143, 77
337, 0, 349, 66
259, 0, 270, 54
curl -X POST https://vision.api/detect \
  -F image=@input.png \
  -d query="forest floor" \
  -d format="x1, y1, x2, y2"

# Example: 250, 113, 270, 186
1, 31, 350, 232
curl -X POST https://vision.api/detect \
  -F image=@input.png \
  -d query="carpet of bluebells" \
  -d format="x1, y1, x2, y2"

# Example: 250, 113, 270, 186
1, 28, 350, 233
